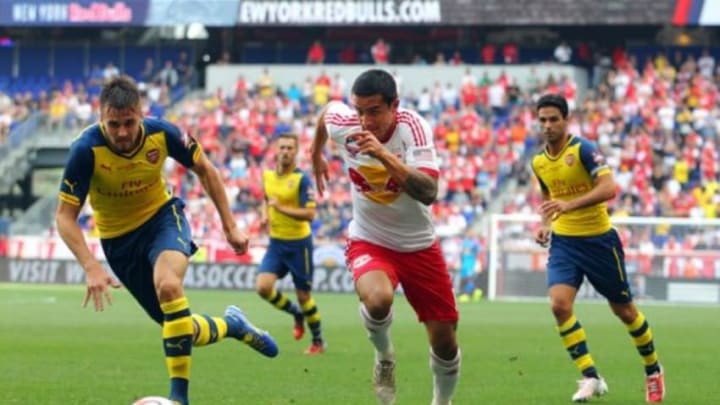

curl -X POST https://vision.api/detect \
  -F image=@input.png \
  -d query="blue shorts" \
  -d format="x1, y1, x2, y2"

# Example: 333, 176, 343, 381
259, 236, 314, 291
547, 228, 632, 303
100, 197, 197, 324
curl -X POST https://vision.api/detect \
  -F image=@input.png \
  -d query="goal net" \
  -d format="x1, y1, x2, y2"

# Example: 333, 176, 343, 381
487, 214, 720, 304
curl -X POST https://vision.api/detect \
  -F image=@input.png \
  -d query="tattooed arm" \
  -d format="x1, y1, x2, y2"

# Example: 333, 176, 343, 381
349, 130, 438, 205
375, 147, 438, 206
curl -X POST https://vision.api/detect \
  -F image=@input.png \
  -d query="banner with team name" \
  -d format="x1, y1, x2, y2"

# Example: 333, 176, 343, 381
237, 0, 442, 25
1, 0, 150, 26
0, 0, 676, 26
0, 0, 241, 26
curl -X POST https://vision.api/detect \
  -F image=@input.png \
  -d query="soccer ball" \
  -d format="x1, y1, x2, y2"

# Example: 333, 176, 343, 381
132, 397, 176, 405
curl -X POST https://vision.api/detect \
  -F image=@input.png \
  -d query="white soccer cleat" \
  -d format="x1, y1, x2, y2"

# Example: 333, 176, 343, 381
373, 359, 396, 405
571, 376, 608, 402
431, 399, 452, 405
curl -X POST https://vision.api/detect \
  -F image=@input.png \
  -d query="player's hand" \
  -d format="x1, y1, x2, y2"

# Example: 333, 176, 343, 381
312, 154, 330, 197
539, 199, 572, 221
83, 261, 121, 312
266, 197, 278, 208
225, 226, 250, 255
349, 131, 385, 159
534, 227, 551, 248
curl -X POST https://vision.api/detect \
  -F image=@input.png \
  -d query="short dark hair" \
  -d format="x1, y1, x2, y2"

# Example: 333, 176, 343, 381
536, 94, 569, 118
351, 69, 397, 105
100, 75, 141, 111
277, 133, 299, 146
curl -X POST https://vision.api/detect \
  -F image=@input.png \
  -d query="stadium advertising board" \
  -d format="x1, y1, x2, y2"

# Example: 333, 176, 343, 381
2, 258, 718, 303
0, 0, 241, 26
237, 0, 442, 25
673, 0, 720, 25
236, 0, 675, 25
145, 0, 241, 26
0, 258, 358, 292
1, 0, 149, 25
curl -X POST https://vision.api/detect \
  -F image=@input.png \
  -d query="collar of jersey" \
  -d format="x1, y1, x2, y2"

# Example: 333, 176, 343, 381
99, 121, 147, 159
275, 165, 297, 177
543, 134, 574, 161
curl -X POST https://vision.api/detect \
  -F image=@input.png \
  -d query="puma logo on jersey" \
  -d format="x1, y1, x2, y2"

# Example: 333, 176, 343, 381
63, 179, 78, 194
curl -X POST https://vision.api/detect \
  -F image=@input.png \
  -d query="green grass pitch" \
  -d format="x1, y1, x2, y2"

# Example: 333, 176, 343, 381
0, 283, 717, 404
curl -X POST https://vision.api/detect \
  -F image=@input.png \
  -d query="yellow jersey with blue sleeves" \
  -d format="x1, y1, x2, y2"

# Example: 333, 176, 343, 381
58, 118, 201, 239
263, 168, 316, 240
531, 135, 612, 237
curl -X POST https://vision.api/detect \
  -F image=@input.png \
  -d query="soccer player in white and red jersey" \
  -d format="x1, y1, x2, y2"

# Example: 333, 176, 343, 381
311, 69, 460, 405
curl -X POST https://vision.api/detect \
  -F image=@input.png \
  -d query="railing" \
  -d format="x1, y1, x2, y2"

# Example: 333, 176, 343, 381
0, 113, 43, 192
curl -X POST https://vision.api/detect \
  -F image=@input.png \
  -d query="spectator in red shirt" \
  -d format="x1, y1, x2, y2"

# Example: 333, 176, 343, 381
481, 44, 496, 64
502, 43, 518, 64
371, 38, 390, 64
450, 51, 463, 65
339, 43, 358, 64
306, 40, 325, 64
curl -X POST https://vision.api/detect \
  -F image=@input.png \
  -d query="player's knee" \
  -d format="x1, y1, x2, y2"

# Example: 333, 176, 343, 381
550, 300, 573, 321
296, 290, 311, 304
362, 293, 394, 319
610, 302, 638, 323
255, 281, 273, 298
429, 330, 458, 360
156, 277, 184, 302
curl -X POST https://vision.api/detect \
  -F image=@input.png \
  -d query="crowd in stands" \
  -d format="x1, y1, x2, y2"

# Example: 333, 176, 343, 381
0, 50, 192, 144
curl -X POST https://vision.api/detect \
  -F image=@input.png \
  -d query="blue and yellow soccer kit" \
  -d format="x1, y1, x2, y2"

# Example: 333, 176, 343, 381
58, 118, 201, 323
259, 168, 316, 291
531, 135, 632, 303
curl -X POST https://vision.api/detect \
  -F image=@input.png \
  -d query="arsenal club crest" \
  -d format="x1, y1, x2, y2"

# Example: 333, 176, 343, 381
565, 154, 575, 166
146, 149, 160, 164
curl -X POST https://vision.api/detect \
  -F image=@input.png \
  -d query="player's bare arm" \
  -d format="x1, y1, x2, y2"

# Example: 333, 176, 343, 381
190, 150, 249, 254
351, 131, 437, 205
259, 198, 269, 227
55, 201, 120, 310
540, 173, 616, 219
267, 197, 317, 221
534, 190, 552, 247
310, 109, 331, 196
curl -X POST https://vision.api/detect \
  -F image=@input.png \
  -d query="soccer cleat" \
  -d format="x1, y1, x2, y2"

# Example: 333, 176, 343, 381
224, 305, 279, 358
431, 400, 452, 405
293, 314, 305, 340
458, 294, 470, 303
373, 359, 396, 405
304, 341, 326, 355
472, 289, 483, 302
571, 376, 608, 402
645, 366, 665, 403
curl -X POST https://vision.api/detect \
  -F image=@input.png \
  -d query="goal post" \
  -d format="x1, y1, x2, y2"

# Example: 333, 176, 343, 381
487, 214, 720, 304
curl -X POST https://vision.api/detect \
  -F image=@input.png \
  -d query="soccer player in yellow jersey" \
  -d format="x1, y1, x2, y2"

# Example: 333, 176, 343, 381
256, 133, 325, 355
55, 76, 278, 405
531, 94, 665, 403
